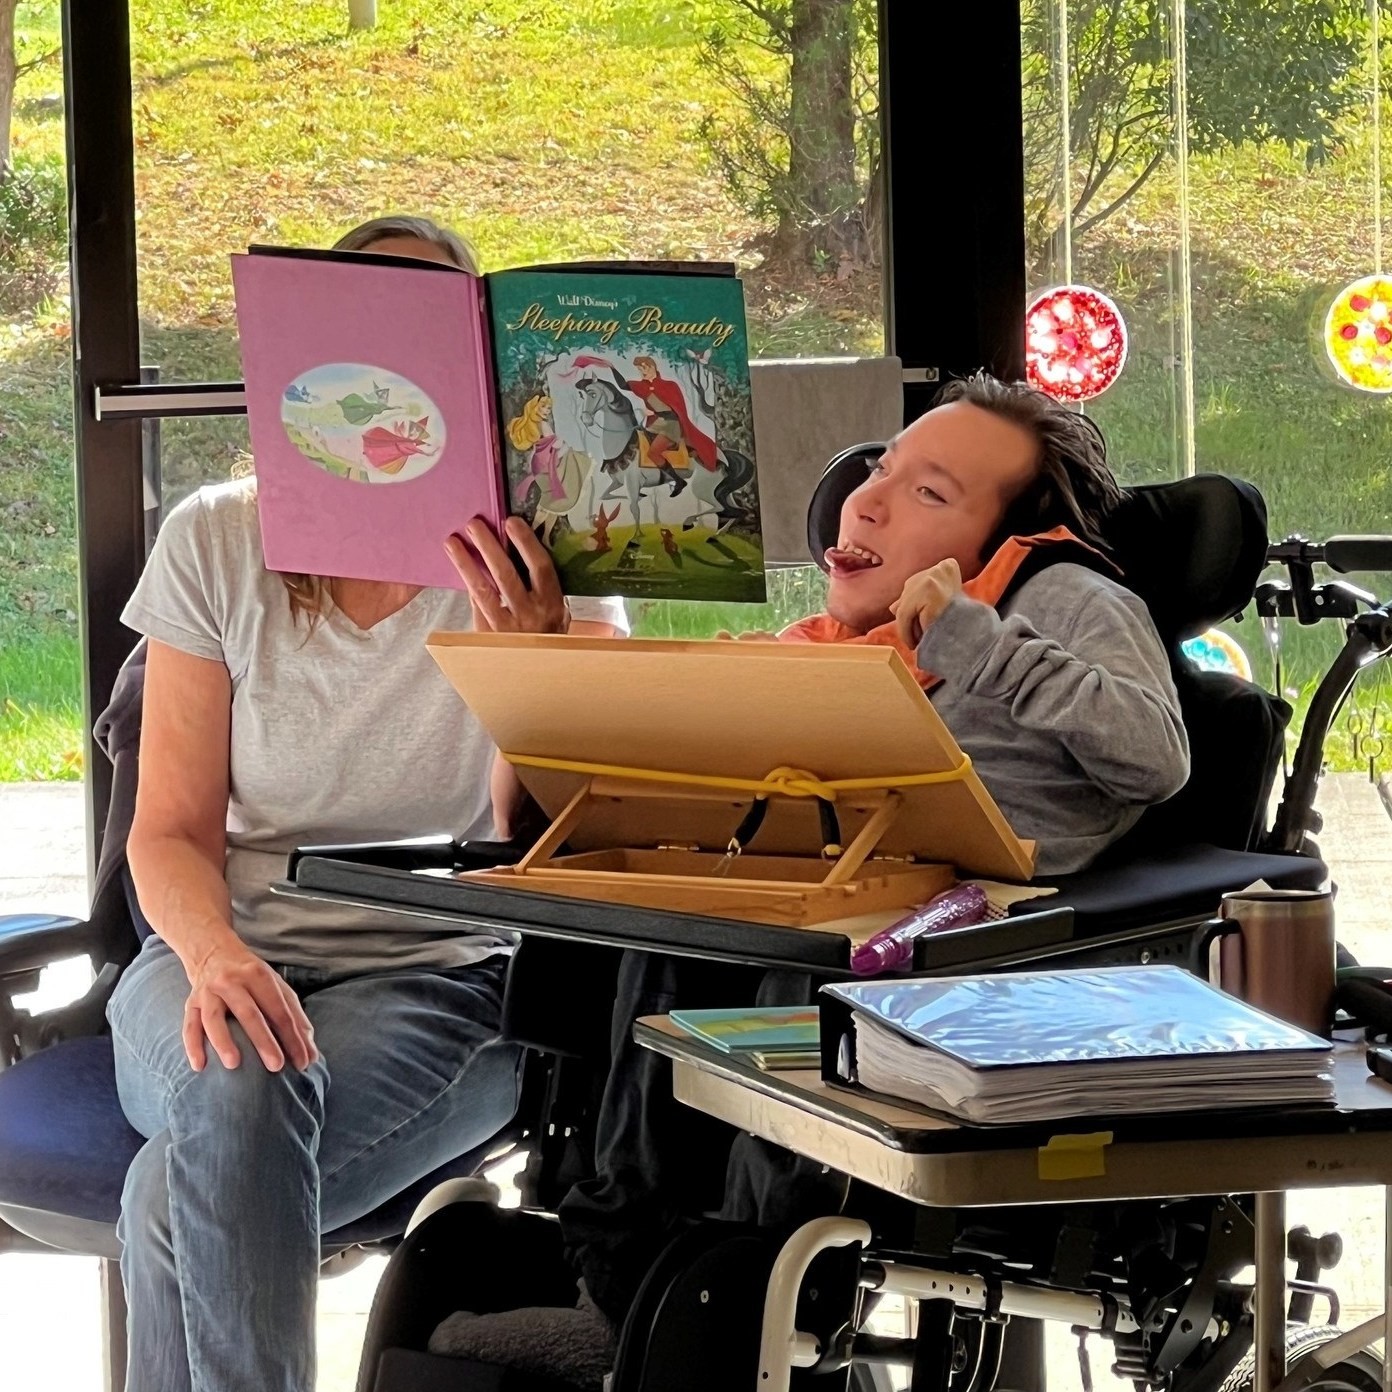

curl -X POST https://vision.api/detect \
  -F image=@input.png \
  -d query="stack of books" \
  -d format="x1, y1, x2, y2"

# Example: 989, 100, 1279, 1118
823, 966, 1334, 1125
670, 1006, 821, 1071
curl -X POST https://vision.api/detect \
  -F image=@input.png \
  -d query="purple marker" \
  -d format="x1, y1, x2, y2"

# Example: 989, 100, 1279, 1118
849, 884, 991, 976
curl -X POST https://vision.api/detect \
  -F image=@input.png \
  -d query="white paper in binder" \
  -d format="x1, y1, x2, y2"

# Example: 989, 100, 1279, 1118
825, 964, 1334, 1125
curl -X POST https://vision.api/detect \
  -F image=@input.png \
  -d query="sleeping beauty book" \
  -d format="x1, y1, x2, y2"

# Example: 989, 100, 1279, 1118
232, 247, 765, 601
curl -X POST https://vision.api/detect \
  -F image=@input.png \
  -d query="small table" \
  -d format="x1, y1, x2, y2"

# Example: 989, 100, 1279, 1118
636, 1017, 1392, 1392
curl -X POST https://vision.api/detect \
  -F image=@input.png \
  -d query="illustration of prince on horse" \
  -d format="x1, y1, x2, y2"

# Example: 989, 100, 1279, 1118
580, 353, 719, 496
562, 349, 756, 536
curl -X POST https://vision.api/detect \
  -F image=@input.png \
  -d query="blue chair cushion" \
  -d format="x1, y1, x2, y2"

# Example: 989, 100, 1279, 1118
0, 1036, 141, 1222
0, 1035, 520, 1242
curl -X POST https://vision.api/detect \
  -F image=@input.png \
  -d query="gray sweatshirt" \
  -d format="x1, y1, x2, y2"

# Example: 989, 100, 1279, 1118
918, 562, 1189, 876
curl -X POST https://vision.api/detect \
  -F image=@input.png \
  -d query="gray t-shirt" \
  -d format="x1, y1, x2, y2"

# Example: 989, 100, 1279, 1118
122, 479, 626, 972
920, 563, 1189, 876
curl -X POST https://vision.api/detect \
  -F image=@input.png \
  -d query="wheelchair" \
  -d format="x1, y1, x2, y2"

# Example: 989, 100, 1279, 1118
340, 453, 1392, 1392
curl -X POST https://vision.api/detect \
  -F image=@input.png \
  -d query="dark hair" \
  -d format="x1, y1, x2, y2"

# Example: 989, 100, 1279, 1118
934, 373, 1122, 554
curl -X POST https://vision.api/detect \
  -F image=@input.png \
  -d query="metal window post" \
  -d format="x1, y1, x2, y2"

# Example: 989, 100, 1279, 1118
879, 0, 1028, 422
60, 0, 144, 885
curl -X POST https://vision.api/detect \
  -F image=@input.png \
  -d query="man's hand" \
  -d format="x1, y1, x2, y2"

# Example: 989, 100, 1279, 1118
891, 558, 963, 650
446, 517, 570, 635
182, 936, 317, 1073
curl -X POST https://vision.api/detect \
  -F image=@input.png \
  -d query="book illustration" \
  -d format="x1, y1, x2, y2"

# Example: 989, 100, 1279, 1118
489, 269, 765, 602
279, 362, 447, 485
669, 1006, 820, 1053
505, 391, 595, 546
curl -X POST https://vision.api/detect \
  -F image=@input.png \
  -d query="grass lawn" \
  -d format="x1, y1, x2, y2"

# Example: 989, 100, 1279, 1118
5, 0, 1392, 779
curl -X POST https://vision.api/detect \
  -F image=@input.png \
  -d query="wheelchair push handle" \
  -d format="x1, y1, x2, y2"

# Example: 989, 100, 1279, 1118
1265, 535, 1392, 574
1323, 535, 1392, 575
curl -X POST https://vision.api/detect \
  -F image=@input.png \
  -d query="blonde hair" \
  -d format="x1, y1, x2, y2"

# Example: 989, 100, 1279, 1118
507, 394, 552, 452
278, 215, 482, 625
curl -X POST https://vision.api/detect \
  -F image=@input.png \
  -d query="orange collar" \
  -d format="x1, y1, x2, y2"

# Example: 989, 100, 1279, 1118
779, 527, 1107, 689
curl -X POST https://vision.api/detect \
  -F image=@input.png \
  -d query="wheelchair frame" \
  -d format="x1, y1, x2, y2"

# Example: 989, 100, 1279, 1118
347, 536, 1392, 1392
736, 540, 1392, 1392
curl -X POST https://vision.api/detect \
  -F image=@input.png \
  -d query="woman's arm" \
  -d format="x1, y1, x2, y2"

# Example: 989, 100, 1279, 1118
128, 639, 316, 1073
489, 754, 527, 841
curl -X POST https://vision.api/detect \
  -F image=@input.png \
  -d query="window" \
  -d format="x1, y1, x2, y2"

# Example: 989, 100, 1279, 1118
1023, 0, 1392, 725
1, 1, 78, 780
122, 1, 884, 634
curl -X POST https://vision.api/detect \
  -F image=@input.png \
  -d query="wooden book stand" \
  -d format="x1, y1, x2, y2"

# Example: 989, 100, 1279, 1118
426, 635, 1036, 930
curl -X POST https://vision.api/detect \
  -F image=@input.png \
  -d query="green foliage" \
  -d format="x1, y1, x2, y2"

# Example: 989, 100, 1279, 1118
3, 0, 1392, 788
1023, 0, 1367, 260
0, 151, 67, 314
694, 0, 880, 268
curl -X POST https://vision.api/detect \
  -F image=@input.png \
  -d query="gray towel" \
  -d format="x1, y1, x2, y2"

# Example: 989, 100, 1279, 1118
749, 356, 904, 565
428, 1281, 616, 1391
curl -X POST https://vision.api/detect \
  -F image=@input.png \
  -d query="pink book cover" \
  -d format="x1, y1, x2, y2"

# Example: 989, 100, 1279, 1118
232, 250, 506, 589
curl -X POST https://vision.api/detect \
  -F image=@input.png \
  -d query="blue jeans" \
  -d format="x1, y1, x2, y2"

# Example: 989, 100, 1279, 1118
107, 936, 521, 1392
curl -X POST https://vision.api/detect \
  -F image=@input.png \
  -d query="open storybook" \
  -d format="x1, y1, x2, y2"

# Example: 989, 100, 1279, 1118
232, 247, 766, 602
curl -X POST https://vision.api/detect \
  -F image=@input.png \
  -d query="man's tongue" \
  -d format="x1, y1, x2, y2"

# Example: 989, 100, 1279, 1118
826, 545, 881, 573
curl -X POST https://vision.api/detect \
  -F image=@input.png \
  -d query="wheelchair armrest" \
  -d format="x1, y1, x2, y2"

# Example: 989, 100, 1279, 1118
11, 961, 123, 1058
286, 835, 525, 881
0, 913, 102, 978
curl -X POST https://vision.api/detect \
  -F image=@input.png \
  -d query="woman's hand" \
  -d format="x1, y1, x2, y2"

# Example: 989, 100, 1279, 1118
445, 518, 569, 635
181, 933, 318, 1074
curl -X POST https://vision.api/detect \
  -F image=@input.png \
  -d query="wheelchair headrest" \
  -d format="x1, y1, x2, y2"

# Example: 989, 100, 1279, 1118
805, 444, 1270, 643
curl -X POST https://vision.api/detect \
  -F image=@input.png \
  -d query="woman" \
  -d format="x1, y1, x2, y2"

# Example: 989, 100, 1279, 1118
108, 214, 624, 1392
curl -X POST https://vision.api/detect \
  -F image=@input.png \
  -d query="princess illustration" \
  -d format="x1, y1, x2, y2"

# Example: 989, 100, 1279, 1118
508, 393, 592, 544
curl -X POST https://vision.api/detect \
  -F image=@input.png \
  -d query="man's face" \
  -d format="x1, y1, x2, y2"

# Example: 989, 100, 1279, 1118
824, 401, 1040, 632
638, 360, 658, 380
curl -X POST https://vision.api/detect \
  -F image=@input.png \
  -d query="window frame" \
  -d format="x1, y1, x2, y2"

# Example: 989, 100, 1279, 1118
60, 0, 1030, 870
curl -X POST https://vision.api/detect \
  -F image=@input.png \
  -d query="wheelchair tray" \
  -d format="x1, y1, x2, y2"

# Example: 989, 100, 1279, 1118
274, 854, 1076, 973
636, 1018, 1392, 1157
273, 850, 1249, 982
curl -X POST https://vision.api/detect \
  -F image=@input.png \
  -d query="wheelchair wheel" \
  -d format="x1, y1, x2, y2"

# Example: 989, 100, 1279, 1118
1218, 1325, 1383, 1392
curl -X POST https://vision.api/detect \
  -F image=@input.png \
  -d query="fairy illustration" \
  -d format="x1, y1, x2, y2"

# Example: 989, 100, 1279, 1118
337, 382, 393, 426
506, 393, 593, 545
283, 383, 315, 404
361, 417, 436, 475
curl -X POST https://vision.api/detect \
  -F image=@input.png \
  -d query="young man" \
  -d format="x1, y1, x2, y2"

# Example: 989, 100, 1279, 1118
435, 375, 1190, 1388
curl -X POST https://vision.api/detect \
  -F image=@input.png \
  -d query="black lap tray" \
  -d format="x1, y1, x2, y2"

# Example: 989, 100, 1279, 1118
275, 852, 1076, 975
1030, 843, 1326, 936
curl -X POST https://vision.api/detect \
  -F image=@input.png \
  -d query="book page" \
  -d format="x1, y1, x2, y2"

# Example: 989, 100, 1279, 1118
233, 249, 503, 589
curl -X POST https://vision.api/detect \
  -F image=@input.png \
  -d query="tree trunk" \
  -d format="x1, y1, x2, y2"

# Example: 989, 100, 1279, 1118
781, 0, 862, 268
0, 0, 18, 175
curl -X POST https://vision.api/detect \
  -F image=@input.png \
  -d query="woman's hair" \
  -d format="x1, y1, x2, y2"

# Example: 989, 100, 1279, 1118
331, 214, 481, 273
278, 216, 481, 625
507, 394, 552, 452
934, 373, 1122, 555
